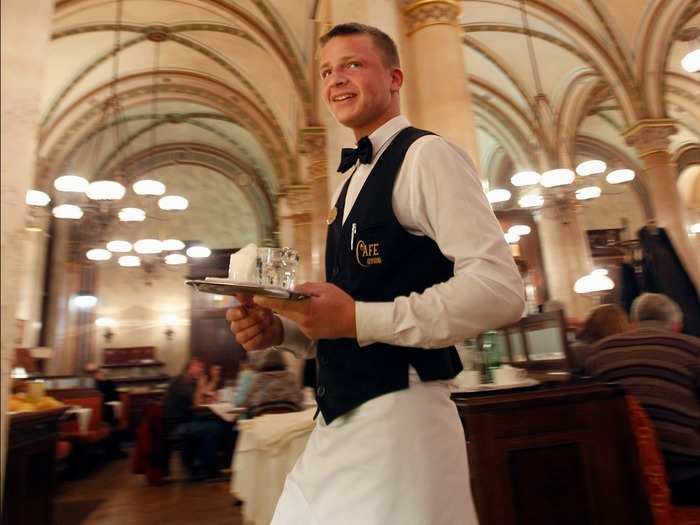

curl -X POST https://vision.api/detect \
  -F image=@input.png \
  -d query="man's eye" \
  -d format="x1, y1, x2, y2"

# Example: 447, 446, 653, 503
347, 62, 360, 69
321, 70, 331, 79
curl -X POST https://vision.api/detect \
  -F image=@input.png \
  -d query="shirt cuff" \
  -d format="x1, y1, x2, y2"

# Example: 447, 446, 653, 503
356, 301, 394, 347
279, 316, 315, 358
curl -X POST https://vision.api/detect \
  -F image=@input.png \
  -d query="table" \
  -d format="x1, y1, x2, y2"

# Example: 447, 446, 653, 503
199, 403, 245, 422
230, 408, 316, 525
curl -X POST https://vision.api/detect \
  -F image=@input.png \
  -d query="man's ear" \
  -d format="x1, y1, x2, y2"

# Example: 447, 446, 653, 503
390, 67, 404, 93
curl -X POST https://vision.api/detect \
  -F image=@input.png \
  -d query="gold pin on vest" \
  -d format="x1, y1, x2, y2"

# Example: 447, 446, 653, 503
327, 206, 338, 225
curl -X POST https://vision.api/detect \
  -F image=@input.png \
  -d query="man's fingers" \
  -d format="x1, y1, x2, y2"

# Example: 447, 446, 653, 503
235, 322, 264, 346
242, 332, 266, 352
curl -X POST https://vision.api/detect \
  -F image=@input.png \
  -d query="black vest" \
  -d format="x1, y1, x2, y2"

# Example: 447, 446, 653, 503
316, 127, 463, 424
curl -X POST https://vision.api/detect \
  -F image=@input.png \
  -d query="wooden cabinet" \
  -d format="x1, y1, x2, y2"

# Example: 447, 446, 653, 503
3, 408, 67, 525
455, 383, 651, 525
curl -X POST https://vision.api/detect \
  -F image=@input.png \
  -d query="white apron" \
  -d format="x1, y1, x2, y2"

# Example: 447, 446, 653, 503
270, 371, 479, 525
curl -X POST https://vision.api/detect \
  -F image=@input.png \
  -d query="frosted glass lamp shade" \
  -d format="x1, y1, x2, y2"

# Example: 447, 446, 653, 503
86, 248, 112, 261
541, 169, 575, 188
106, 240, 132, 252
487, 189, 512, 203
133, 239, 163, 254
52, 204, 83, 219
606, 169, 635, 184
510, 171, 540, 187
162, 239, 185, 251
118, 208, 146, 222
26, 190, 50, 206
158, 195, 188, 211
165, 253, 187, 265
133, 179, 166, 196
54, 175, 88, 193
118, 255, 140, 267
575, 160, 607, 176
186, 245, 211, 258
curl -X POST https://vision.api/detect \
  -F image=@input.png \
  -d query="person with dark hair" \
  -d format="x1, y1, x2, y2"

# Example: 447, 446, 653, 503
586, 293, 700, 506
163, 357, 222, 480
226, 22, 523, 524
201, 363, 224, 403
242, 348, 302, 417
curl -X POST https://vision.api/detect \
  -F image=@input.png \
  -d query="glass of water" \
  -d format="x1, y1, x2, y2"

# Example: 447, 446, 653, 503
256, 247, 299, 289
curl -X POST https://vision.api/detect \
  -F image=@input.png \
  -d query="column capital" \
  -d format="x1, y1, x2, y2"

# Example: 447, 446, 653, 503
280, 184, 312, 214
400, 0, 461, 34
623, 119, 677, 157
299, 127, 326, 157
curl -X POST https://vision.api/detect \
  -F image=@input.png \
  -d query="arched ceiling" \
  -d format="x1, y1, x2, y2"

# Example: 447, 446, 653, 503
459, 0, 699, 224
36, 0, 699, 245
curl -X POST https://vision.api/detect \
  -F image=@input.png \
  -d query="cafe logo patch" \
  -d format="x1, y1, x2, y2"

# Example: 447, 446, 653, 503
355, 240, 382, 267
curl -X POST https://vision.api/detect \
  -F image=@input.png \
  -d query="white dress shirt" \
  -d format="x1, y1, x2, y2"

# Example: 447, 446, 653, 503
281, 115, 524, 356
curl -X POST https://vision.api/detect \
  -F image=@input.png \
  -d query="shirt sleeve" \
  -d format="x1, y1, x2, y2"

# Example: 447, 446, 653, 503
279, 316, 317, 358
355, 136, 525, 348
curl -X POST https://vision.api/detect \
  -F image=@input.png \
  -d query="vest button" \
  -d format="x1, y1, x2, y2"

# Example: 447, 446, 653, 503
317, 385, 326, 398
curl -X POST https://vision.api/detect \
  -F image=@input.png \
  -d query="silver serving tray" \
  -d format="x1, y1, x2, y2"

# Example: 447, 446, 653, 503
185, 278, 309, 300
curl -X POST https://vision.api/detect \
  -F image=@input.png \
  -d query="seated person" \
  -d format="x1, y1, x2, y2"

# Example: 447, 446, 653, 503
200, 363, 224, 404
84, 362, 126, 459
163, 357, 222, 479
585, 293, 700, 506
569, 304, 632, 372
243, 349, 302, 417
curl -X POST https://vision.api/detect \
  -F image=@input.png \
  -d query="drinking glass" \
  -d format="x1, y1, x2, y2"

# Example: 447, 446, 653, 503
256, 247, 299, 289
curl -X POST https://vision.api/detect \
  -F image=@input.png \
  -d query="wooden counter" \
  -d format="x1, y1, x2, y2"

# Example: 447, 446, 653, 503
454, 382, 651, 525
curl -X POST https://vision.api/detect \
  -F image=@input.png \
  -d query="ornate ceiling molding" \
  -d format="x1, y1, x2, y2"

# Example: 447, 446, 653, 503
38, 71, 294, 187
624, 118, 679, 157
110, 142, 276, 239
401, 0, 461, 34
53, 0, 313, 121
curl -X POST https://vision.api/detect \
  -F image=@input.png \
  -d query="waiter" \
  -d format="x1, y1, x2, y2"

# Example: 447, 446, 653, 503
226, 22, 524, 525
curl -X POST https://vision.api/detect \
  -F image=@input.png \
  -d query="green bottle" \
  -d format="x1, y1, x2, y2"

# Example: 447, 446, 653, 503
481, 330, 502, 383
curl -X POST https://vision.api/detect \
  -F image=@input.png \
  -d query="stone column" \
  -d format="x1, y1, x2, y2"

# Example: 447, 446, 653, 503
624, 119, 700, 292
299, 127, 328, 280
283, 185, 313, 285
1, 0, 55, 503
535, 196, 594, 321
399, 0, 480, 168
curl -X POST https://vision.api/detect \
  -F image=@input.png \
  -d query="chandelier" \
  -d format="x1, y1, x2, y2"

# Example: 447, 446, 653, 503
25, 0, 211, 270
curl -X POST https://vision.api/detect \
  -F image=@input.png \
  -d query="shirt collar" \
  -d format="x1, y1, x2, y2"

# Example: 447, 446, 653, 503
366, 115, 410, 162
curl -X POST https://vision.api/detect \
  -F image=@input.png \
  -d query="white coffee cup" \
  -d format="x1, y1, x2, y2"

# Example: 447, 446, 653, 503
456, 370, 481, 388
493, 365, 527, 385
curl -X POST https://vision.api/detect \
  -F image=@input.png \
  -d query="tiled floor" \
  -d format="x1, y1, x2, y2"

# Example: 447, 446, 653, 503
54, 452, 243, 525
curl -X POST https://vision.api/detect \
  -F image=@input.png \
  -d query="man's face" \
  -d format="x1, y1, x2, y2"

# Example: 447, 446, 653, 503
319, 34, 402, 138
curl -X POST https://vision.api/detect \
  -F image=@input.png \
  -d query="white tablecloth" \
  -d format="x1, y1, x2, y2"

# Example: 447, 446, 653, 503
231, 408, 316, 525
201, 402, 245, 422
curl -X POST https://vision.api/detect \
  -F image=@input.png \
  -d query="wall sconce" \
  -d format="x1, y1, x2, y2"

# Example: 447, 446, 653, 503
160, 314, 177, 340
95, 317, 117, 342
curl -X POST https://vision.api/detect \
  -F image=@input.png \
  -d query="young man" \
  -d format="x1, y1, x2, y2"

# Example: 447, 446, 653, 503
226, 23, 524, 524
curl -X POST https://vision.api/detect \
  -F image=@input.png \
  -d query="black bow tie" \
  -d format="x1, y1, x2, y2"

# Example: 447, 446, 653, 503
337, 136, 373, 173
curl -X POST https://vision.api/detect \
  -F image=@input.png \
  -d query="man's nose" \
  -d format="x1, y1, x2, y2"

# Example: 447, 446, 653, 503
329, 70, 348, 86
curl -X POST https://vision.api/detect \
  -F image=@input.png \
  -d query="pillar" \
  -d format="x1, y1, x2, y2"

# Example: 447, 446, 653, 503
1, 0, 55, 504
299, 127, 328, 280
399, 0, 480, 168
624, 119, 700, 292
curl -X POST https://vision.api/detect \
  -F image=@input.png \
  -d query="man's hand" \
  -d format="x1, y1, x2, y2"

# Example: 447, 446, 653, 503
254, 282, 356, 341
226, 293, 284, 351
